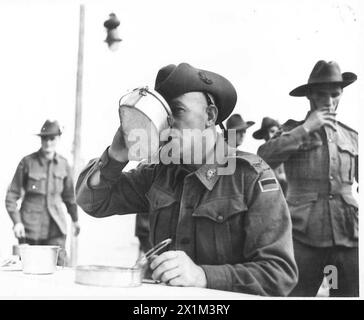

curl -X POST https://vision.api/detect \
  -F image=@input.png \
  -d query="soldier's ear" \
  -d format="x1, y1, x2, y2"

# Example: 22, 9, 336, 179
206, 104, 218, 127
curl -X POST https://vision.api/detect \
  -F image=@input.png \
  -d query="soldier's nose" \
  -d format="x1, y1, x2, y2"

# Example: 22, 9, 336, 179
323, 96, 334, 107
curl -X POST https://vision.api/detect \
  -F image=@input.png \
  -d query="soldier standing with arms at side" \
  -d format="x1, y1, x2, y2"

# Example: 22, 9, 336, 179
258, 61, 358, 297
5, 120, 80, 265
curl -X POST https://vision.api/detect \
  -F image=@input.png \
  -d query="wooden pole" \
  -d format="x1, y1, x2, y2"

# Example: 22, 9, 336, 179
70, 4, 85, 267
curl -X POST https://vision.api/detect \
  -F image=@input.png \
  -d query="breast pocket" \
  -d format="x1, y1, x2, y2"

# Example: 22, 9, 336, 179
337, 144, 357, 183
192, 196, 247, 263
53, 171, 66, 194
286, 193, 318, 233
145, 186, 177, 246
26, 172, 47, 195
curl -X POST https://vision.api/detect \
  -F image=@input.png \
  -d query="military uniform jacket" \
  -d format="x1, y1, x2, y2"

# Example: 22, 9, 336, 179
76, 145, 298, 296
5, 150, 78, 239
258, 119, 358, 248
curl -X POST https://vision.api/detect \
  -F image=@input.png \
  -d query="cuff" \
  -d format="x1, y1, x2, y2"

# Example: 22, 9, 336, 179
200, 264, 233, 291
10, 210, 22, 225
99, 147, 128, 182
68, 205, 78, 222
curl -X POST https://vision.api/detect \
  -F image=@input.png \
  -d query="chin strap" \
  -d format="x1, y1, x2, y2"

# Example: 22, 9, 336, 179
219, 122, 228, 141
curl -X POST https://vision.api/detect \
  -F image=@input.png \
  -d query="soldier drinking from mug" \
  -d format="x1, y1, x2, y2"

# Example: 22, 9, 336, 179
258, 61, 358, 297
76, 63, 297, 296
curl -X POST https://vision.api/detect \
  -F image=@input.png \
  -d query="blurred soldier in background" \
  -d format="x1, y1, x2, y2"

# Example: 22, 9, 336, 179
258, 61, 358, 297
5, 120, 80, 265
253, 117, 287, 195
225, 114, 254, 148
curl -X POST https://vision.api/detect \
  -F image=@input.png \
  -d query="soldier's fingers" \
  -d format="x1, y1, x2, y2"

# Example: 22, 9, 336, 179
323, 122, 337, 131
322, 112, 336, 119
319, 109, 337, 117
167, 275, 185, 287
150, 251, 178, 270
316, 107, 331, 113
149, 254, 158, 261
323, 115, 336, 121
152, 260, 179, 281
16, 231, 25, 238
161, 267, 181, 284
323, 118, 337, 126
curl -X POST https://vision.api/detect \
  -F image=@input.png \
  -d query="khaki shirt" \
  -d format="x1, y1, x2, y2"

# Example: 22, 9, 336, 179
76, 145, 298, 296
258, 119, 358, 248
5, 150, 78, 240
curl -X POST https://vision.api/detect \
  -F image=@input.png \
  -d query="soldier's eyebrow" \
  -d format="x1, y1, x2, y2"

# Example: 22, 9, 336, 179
169, 99, 186, 109
332, 90, 342, 97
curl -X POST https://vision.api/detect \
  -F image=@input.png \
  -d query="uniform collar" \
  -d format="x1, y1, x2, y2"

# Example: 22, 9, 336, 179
37, 149, 59, 166
194, 163, 220, 191
168, 133, 235, 191
193, 134, 236, 191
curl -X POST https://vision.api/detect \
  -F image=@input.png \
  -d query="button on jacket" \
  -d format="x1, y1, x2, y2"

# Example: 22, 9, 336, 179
258, 119, 358, 248
76, 147, 298, 296
5, 150, 78, 240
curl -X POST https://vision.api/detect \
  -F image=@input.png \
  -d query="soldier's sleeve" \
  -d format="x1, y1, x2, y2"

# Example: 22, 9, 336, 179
257, 123, 310, 169
61, 161, 78, 222
5, 158, 27, 225
76, 147, 154, 217
201, 159, 298, 296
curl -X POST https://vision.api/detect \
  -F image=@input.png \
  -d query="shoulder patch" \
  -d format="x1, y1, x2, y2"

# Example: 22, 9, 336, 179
235, 151, 271, 174
337, 121, 358, 135
258, 176, 279, 192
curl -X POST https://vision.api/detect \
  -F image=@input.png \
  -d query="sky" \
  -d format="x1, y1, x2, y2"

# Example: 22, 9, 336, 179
0, 0, 362, 269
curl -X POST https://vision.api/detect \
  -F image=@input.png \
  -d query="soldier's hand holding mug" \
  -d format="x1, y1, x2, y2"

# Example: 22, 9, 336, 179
108, 126, 130, 162
303, 107, 337, 133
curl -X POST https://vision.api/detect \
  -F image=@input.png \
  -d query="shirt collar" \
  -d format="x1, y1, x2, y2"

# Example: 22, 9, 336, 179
194, 163, 220, 191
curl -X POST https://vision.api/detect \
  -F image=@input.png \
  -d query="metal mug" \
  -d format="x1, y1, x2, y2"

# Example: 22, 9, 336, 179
12, 244, 29, 257
19, 245, 60, 274
118, 86, 172, 162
